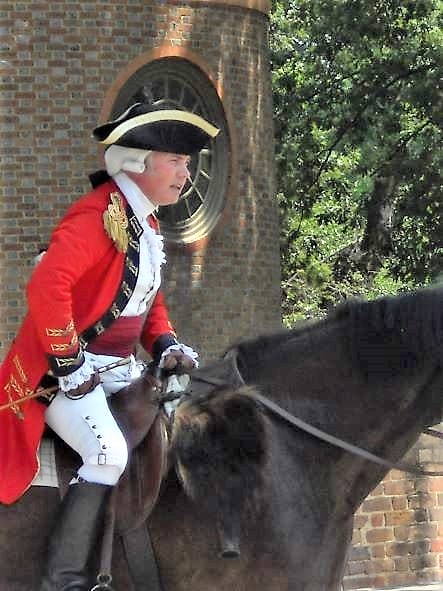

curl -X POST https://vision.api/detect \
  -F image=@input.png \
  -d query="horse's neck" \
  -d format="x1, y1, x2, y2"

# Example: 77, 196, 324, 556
248, 330, 441, 514
249, 321, 438, 424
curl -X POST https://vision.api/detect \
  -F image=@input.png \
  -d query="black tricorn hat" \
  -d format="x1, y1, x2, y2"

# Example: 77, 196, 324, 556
93, 101, 220, 155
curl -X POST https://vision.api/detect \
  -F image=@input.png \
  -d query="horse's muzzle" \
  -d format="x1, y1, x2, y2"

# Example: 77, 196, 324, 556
217, 518, 241, 559
219, 539, 241, 559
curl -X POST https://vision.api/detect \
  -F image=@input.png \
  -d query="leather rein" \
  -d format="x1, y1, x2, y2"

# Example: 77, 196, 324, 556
176, 368, 443, 479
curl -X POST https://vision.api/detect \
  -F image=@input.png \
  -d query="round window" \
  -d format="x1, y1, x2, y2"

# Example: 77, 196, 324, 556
111, 58, 230, 244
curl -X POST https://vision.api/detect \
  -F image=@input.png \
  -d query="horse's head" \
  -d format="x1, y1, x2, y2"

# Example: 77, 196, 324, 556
171, 384, 268, 557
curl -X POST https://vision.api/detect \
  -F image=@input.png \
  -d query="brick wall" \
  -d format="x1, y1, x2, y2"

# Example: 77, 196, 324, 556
343, 426, 443, 589
0, 0, 281, 362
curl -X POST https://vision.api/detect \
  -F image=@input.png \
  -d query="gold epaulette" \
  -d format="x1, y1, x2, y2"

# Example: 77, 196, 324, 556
103, 192, 129, 253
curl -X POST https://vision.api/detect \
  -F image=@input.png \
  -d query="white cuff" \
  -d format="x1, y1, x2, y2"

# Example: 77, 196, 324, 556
58, 358, 95, 392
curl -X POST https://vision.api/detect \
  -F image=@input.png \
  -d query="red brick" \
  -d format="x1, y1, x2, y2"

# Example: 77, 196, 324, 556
392, 496, 408, 510
362, 497, 392, 512
384, 480, 415, 495
353, 514, 368, 529
390, 469, 408, 480
366, 528, 394, 543
394, 556, 410, 571
408, 491, 436, 509
371, 513, 384, 527
430, 477, 443, 492
365, 558, 395, 574
385, 510, 415, 526
409, 553, 438, 570
386, 541, 409, 557
386, 571, 417, 586
430, 539, 443, 553
342, 576, 375, 590
430, 507, 443, 522
371, 543, 386, 558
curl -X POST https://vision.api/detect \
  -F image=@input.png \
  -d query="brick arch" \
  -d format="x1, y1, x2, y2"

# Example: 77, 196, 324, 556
98, 46, 226, 125
187, 0, 270, 14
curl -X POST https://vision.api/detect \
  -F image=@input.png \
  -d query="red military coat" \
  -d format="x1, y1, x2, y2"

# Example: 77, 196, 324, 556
0, 179, 175, 504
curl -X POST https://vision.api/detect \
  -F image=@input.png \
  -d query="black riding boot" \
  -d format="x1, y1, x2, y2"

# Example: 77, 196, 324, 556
40, 482, 111, 591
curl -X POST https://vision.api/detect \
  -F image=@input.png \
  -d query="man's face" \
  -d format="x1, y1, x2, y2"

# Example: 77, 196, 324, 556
127, 151, 191, 206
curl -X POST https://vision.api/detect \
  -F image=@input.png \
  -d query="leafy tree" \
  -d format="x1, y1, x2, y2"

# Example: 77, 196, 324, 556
270, 0, 442, 325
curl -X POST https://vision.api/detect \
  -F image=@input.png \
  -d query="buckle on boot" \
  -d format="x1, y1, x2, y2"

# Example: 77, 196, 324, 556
91, 572, 114, 590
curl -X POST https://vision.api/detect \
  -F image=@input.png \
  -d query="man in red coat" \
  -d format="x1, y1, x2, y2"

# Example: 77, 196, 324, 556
0, 96, 219, 590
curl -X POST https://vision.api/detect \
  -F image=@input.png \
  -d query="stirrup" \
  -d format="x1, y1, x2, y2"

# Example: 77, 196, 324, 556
90, 572, 114, 590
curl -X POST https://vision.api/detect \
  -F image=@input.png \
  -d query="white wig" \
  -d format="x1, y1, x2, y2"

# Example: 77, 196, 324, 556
104, 145, 152, 176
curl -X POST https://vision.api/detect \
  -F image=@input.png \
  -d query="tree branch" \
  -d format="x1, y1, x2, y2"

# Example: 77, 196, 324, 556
369, 119, 433, 179
301, 64, 434, 194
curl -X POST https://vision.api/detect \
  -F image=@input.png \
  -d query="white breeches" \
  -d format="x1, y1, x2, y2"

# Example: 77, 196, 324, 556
45, 352, 142, 486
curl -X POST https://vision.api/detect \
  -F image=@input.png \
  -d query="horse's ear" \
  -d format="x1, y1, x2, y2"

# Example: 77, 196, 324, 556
224, 348, 245, 388
189, 355, 244, 397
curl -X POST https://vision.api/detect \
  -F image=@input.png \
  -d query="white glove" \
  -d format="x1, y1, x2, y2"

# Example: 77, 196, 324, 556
159, 343, 199, 370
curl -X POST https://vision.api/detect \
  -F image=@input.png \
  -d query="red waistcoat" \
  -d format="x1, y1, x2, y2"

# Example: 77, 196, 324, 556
0, 180, 175, 504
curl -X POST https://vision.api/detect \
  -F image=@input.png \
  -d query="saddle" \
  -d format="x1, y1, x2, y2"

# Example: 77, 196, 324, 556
52, 377, 170, 535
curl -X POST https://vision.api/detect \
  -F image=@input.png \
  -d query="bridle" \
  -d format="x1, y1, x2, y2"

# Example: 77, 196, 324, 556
163, 361, 443, 479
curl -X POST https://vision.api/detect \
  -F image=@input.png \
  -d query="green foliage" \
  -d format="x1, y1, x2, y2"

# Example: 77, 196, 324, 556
270, 0, 442, 325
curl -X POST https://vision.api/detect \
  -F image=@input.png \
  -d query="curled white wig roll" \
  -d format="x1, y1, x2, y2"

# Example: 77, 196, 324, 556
104, 145, 152, 176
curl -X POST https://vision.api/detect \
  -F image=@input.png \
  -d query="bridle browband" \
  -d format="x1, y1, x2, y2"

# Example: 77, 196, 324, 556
180, 359, 443, 479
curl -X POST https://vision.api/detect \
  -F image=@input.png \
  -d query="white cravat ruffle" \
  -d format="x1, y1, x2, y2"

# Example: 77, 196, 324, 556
114, 173, 166, 316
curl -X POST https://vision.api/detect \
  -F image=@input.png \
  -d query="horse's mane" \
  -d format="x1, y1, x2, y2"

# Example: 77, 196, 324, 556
231, 286, 443, 380
341, 285, 443, 376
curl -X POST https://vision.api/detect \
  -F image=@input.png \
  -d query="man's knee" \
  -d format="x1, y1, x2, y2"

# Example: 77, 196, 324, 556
81, 431, 129, 483
82, 414, 129, 474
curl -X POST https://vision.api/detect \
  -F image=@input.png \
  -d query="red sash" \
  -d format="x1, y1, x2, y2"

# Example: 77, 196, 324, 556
86, 316, 144, 358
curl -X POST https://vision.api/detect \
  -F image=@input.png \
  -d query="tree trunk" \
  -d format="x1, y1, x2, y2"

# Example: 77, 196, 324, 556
360, 174, 396, 272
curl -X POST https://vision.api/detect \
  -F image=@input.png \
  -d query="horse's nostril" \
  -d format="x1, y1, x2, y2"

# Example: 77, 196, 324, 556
219, 542, 240, 559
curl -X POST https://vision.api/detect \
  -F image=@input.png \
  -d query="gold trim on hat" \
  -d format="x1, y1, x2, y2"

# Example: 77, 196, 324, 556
100, 110, 220, 146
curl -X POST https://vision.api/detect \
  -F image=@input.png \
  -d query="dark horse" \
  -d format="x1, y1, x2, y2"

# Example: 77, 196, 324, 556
0, 285, 442, 590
